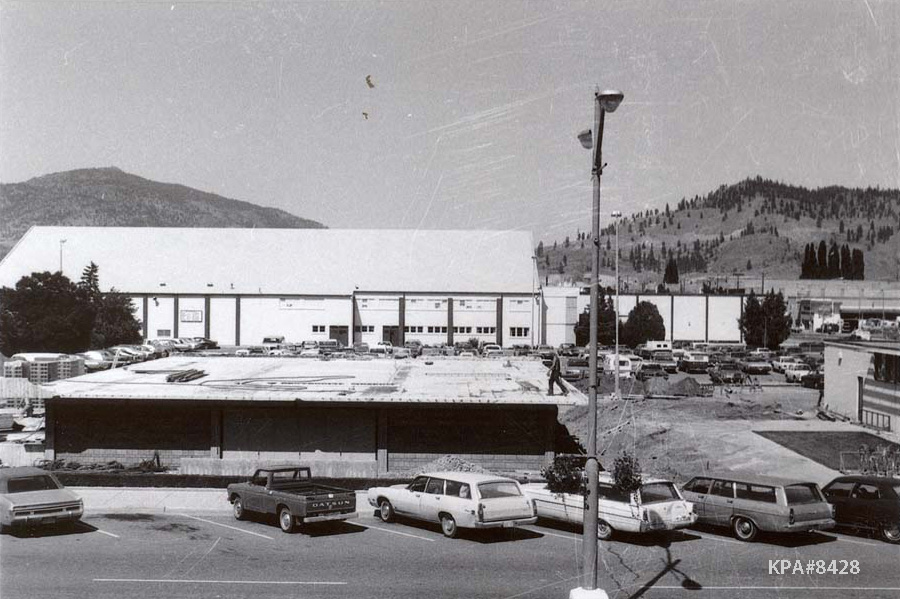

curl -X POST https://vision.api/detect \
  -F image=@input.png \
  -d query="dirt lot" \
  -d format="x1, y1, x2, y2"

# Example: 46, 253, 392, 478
558, 376, 832, 484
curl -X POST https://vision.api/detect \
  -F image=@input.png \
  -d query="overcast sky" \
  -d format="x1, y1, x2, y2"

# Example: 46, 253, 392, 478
1, 1, 897, 242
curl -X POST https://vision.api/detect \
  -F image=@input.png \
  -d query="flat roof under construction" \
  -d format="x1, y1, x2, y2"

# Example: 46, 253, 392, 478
46, 356, 586, 406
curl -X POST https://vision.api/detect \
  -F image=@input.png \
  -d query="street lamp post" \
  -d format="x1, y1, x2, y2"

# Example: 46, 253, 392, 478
574, 88, 623, 599
59, 239, 67, 273
611, 210, 622, 401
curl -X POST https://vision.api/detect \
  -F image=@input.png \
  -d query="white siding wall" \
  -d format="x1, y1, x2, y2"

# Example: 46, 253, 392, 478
146, 297, 176, 339
672, 296, 706, 341
210, 297, 237, 346
178, 296, 206, 339
356, 296, 400, 344
708, 296, 743, 342
451, 298, 498, 344
823, 345, 870, 421
240, 297, 350, 345
505, 296, 534, 346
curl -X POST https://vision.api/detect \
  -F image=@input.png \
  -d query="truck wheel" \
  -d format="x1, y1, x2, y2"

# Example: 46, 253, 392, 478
597, 520, 613, 540
733, 516, 758, 542
440, 514, 458, 538
881, 523, 900, 544
278, 507, 295, 533
378, 499, 395, 523
232, 497, 245, 521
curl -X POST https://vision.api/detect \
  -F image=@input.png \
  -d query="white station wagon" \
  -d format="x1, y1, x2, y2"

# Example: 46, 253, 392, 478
367, 471, 538, 538
523, 473, 697, 540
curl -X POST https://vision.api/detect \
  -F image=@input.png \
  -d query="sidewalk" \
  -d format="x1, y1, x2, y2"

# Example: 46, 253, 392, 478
74, 487, 371, 515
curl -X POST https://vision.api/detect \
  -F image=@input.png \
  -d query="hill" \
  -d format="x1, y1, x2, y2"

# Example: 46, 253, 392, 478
0, 167, 325, 260
538, 177, 900, 288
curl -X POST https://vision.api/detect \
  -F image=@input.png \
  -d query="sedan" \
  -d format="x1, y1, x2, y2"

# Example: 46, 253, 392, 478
740, 358, 772, 375
367, 471, 537, 538
822, 475, 900, 543
0, 467, 83, 530
801, 371, 825, 389
77, 350, 115, 372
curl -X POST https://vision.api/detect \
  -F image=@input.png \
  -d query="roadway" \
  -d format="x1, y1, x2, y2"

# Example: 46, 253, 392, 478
2, 508, 899, 599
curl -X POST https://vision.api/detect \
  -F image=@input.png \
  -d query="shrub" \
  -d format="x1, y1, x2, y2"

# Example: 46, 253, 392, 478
612, 452, 642, 498
542, 455, 587, 495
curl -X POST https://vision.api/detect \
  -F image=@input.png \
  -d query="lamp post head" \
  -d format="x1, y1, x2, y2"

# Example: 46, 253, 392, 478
598, 90, 624, 113
577, 128, 593, 150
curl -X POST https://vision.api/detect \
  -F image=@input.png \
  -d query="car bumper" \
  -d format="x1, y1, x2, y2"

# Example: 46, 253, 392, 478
780, 518, 835, 533
640, 514, 698, 533
302, 511, 358, 524
6, 506, 83, 527
474, 516, 538, 529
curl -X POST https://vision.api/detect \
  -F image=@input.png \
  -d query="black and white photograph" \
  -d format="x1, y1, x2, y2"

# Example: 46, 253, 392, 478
0, 1, 899, 598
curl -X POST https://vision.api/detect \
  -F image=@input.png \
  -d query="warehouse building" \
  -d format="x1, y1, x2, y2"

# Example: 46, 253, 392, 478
823, 340, 900, 432
0, 226, 543, 348
44, 356, 583, 476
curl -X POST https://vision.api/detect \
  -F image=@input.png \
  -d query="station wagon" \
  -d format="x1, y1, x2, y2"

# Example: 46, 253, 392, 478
681, 473, 834, 541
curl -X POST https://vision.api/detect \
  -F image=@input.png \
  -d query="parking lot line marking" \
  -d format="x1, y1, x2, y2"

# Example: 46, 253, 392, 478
689, 531, 743, 545
93, 579, 347, 585
654, 586, 900, 591
522, 527, 579, 541
827, 533, 883, 547
355, 523, 435, 542
94, 529, 119, 538
174, 514, 274, 540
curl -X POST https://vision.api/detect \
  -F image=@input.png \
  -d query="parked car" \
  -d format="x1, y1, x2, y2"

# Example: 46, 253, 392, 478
678, 351, 710, 374
367, 472, 538, 538
559, 343, 579, 357
235, 346, 266, 357
191, 337, 219, 350
482, 344, 504, 358
262, 336, 285, 350
636, 363, 669, 381
107, 346, 144, 363
403, 340, 423, 357
783, 363, 813, 383
708, 361, 745, 385
393, 347, 410, 359
523, 473, 696, 540
821, 475, 900, 543
352, 342, 370, 354
268, 348, 295, 357
740, 357, 772, 375
175, 338, 202, 351
800, 370, 825, 389
227, 466, 357, 533
0, 467, 83, 531
771, 356, 803, 374
77, 350, 116, 372
681, 473, 834, 541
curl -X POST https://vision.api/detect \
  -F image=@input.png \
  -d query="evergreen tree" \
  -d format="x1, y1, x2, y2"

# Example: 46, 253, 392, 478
573, 289, 620, 346
663, 257, 679, 284
622, 302, 666, 347
536, 241, 544, 257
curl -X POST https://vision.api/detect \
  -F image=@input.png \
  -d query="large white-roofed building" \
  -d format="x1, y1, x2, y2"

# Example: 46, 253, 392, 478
0, 226, 543, 348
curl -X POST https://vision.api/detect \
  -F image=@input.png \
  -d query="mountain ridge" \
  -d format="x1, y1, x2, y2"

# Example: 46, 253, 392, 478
0, 167, 326, 261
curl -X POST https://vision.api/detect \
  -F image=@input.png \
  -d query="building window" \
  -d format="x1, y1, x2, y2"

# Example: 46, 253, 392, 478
157, 329, 171, 337
180, 310, 203, 323
453, 326, 472, 334
874, 353, 899, 384
354, 325, 374, 333
509, 327, 530, 338
434, 301, 441, 309
312, 325, 325, 333
476, 326, 496, 335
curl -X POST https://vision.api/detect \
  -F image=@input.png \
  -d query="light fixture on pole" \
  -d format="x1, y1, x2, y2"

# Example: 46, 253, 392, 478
572, 88, 623, 599
58, 239, 67, 273
611, 210, 622, 401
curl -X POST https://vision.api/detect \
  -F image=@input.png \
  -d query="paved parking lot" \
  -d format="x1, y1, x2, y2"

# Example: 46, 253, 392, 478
3, 508, 899, 599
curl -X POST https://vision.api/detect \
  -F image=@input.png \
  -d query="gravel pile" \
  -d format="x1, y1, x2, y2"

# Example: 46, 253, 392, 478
408, 455, 489, 475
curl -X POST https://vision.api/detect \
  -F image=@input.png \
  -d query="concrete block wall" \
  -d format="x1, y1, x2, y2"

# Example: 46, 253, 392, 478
388, 452, 547, 475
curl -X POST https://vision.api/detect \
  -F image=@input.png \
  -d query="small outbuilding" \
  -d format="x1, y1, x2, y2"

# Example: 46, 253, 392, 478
823, 340, 900, 432
44, 356, 584, 477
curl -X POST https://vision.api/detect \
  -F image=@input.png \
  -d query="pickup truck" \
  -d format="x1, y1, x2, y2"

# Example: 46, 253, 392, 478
227, 466, 358, 533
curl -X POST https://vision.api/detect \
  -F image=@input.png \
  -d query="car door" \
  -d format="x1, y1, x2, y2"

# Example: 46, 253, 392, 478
394, 476, 428, 517
243, 472, 268, 512
682, 477, 713, 522
822, 479, 856, 525
420, 477, 446, 522
706, 479, 735, 527
848, 482, 893, 530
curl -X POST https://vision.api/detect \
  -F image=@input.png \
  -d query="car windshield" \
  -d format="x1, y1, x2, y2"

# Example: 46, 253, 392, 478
7, 475, 60, 493
784, 483, 823, 505
478, 481, 522, 498
640, 482, 680, 504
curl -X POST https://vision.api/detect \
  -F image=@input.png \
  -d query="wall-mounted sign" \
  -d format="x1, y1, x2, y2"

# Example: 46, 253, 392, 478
180, 310, 203, 323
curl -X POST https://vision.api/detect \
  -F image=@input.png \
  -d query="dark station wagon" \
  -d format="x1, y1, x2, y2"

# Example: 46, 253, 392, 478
822, 475, 900, 543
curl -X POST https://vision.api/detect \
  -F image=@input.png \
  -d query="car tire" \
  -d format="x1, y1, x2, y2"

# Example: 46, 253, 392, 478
232, 497, 245, 521
881, 523, 900, 544
278, 506, 295, 533
597, 519, 614, 540
733, 516, 758, 542
378, 499, 395, 523
440, 514, 458, 538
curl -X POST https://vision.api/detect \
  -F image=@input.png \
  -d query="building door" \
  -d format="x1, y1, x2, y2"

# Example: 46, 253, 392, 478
857, 376, 864, 422
383, 326, 400, 346
329, 325, 348, 346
